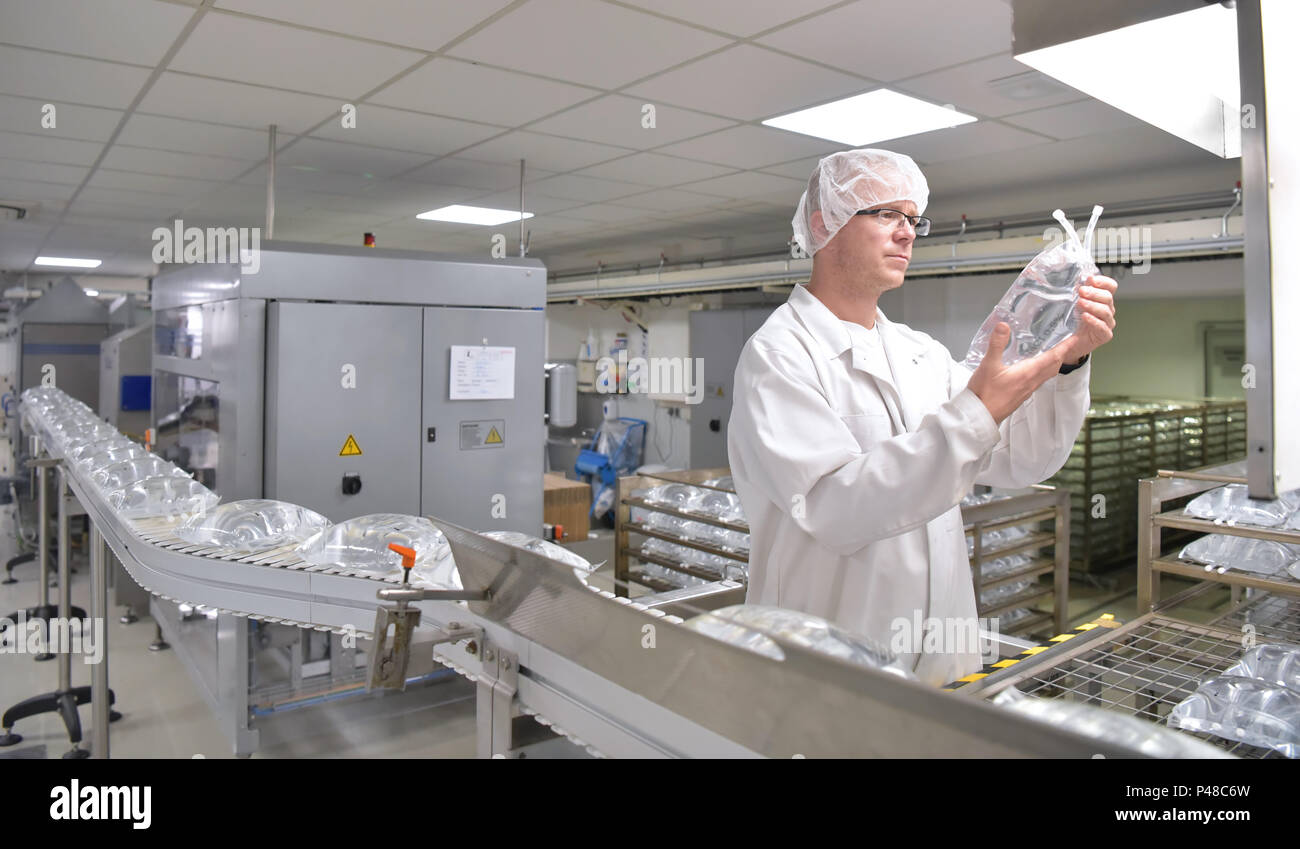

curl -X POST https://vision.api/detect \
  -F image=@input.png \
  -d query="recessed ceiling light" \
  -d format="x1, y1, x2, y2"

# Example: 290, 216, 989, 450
417, 205, 535, 226
1015, 4, 1240, 158
34, 256, 101, 268
84, 288, 100, 297
762, 89, 977, 146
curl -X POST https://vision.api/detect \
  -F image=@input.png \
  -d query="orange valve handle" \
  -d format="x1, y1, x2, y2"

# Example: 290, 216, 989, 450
388, 542, 417, 584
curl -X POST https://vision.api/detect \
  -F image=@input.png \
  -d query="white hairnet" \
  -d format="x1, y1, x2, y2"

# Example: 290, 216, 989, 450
792, 149, 930, 256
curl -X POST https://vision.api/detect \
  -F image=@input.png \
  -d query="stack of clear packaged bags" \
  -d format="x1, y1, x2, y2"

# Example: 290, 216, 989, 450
963, 206, 1103, 369
994, 687, 1233, 758
1169, 643, 1300, 757
978, 578, 1035, 609
1183, 483, 1300, 529
683, 604, 915, 679
637, 483, 750, 553
1178, 534, 1300, 579
175, 499, 330, 554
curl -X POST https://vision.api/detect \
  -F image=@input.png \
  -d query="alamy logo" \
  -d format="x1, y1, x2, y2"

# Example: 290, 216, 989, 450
49, 780, 151, 829
151, 219, 261, 273
595, 350, 705, 404
0, 612, 104, 664
889, 612, 1001, 665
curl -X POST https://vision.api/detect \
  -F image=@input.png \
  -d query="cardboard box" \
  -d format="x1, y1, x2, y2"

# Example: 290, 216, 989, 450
544, 473, 590, 542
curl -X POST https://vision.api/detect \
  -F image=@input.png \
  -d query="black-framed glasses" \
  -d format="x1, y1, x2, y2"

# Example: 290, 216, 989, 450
855, 208, 931, 236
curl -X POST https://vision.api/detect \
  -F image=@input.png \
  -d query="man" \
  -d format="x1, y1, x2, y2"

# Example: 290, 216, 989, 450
727, 148, 1116, 685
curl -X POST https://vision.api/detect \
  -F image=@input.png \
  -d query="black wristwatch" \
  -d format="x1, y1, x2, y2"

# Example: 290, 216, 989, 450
1059, 354, 1090, 375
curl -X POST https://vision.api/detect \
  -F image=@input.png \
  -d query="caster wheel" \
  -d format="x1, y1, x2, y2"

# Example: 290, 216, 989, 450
0, 731, 22, 747
110, 710, 123, 722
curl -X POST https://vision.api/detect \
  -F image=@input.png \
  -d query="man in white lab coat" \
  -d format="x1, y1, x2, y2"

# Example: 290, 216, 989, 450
727, 149, 1117, 685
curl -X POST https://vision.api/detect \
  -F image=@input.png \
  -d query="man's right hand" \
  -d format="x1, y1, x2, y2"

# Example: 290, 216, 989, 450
967, 322, 1068, 425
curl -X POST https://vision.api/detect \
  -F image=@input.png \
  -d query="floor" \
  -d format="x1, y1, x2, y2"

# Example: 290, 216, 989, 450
1, 510, 1227, 759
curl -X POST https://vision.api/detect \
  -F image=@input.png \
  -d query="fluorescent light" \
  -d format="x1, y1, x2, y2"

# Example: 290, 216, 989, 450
1016, 4, 1239, 158
763, 89, 977, 145
417, 205, 535, 226
84, 288, 99, 297
34, 256, 101, 268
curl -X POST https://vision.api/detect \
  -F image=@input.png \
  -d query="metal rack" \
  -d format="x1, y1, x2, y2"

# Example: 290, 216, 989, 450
616, 470, 1070, 638
965, 485, 1070, 638
1136, 461, 1300, 614
958, 612, 1281, 757
615, 468, 747, 595
1048, 396, 1247, 572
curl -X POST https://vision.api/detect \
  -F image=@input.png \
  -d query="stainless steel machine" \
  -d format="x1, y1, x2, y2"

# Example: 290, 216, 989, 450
139, 242, 547, 755
14, 277, 109, 409
150, 241, 546, 527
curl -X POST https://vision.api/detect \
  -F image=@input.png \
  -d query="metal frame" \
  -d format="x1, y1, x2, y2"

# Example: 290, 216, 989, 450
1136, 460, 1299, 614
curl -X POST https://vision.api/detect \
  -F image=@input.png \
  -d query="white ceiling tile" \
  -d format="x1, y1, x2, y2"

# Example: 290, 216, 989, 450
654, 124, 843, 170
0, 94, 123, 143
76, 186, 192, 211
310, 104, 502, 156
895, 54, 1083, 119
681, 170, 807, 199
0, 45, 152, 109
215, 0, 513, 52
621, 0, 844, 37
1002, 99, 1144, 141
885, 121, 1051, 165
528, 95, 736, 150
469, 190, 580, 216
89, 169, 223, 198
65, 201, 177, 224
118, 114, 295, 159
0, 159, 88, 185
171, 12, 425, 97
138, 73, 341, 133
351, 182, 485, 218
101, 145, 252, 180
405, 157, 558, 193
274, 137, 433, 178
0, 176, 78, 202
238, 163, 385, 195
757, 155, 823, 181
0, 0, 195, 65
757, 0, 1011, 82
370, 58, 596, 126
625, 44, 867, 121
574, 152, 736, 187
524, 173, 645, 203
610, 187, 723, 212
455, 131, 631, 173
448, 0, 730, 88
550, 204, 664, 224
0, 130, 105, 166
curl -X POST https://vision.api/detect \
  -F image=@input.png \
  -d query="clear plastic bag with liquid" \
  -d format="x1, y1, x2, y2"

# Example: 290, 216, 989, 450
175, 499, 330, 554
104, 475, 220, 520
1168, 676, 1300, 758
964, 206, 1103, 368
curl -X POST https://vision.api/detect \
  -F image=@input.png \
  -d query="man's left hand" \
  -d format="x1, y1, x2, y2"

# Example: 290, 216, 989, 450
1056, 274, 1117, 365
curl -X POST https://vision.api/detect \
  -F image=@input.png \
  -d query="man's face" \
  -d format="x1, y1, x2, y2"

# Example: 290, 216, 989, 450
819, 198, 919, 294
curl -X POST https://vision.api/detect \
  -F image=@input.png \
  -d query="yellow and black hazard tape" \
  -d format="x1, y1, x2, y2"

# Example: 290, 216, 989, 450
943, 614, 1123, 690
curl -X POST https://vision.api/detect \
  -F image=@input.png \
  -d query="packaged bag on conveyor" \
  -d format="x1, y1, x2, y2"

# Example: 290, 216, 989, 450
175, 499, 329, 554
296, 513, 453, 584
963, 206, 1103, 369
993, 687, 1234, 757
105, 474, 219, 520
683, 604, 916, 679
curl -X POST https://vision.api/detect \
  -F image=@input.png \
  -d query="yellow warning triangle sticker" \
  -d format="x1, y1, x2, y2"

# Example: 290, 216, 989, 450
485, 426, 503, 444
339, 434, 363, 456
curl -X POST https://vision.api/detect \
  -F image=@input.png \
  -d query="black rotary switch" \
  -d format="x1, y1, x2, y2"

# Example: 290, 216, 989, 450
709, 419, 721, 432
342, 474, 362, 495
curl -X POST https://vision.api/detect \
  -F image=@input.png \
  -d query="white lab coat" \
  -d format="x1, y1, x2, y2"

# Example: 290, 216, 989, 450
727, 284, 1089, 685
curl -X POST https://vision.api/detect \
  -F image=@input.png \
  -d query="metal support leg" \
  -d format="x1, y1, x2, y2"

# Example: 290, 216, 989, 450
91, 526, 110, 759
33, 453, 53, 661
475, 641, 518, 758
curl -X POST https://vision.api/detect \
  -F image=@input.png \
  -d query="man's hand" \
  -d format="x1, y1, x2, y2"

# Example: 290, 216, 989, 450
1055, 274, 1118, 365
967, 322, 1068, 425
